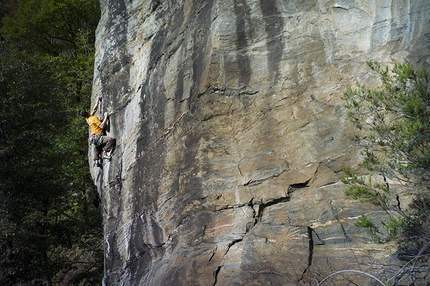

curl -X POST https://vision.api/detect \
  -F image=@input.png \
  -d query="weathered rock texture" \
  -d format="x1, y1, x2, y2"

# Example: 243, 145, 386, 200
92, 0, 430, 285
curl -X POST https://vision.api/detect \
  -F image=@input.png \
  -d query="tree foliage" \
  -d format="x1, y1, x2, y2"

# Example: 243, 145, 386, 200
1, 0, 99, 55
0, 0, 102, 284
342, 61, 430, 284
343, 62, 430, 179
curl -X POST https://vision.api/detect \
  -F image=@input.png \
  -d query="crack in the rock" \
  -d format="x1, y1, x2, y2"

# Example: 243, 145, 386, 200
160, 110, 189, 140
289, 178, 311, 190
224, 238, 243, 257
208, 174, 314, 284
339, 221, 348, 239
208, 247, 216, 262
330, 203, 348, 239
242, 169, 288, 187
237, 163, 244, 176
310, 228, 325, 246
108, 175, 122, 187
299, 226, 315, 284
251, 196, 291, 222
212, 226, 247, 284
213, 265, 222, 286
244, 178, 311, 226
307, 226, 314, 267
333, 4, 348, 10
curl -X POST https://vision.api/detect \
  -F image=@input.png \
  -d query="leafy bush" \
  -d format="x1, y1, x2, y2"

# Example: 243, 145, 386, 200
342, 61, 430, 284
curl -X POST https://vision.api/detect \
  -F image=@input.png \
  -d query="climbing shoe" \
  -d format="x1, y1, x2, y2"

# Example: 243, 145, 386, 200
103, 152, 111, 160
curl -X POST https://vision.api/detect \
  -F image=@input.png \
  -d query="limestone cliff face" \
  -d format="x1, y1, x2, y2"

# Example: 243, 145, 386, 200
92, 0, 430, 285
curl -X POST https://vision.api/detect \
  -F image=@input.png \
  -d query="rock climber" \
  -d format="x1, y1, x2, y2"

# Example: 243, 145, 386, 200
79, 96, 116, 166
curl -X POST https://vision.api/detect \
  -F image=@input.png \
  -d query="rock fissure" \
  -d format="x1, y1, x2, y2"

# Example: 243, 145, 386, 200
307, 226, 314, 267
333, 4, 349, 11
108, 175, 122, 188
330, 203, 349, 240
212, 265, 222, 286
237, 163, 244, 176
289, 178, 311, 191
242, 169, 288, 187
208, 247, 217, 262
201, 113, 225, 122
160, 110, 189, 140
297, 226, 314, 284
224, 238, 243, 257
252, 195, 291, 222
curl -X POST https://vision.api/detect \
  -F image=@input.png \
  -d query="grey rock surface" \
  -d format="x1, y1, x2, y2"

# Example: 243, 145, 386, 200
92, 0, 430, 285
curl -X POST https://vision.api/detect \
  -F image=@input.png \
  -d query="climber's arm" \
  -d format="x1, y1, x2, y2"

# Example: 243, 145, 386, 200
99, 112, 109, 130
90, 96, 102, 116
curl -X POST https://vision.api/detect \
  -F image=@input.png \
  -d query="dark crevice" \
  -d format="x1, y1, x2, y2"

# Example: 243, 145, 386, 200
213, 265, 222, 286
396, 194, 401, 211
307, 226, 314, 267
225, 238, 243, 256
310, 227, 325, 245
150, 0, 161, 14
289, 178, 311, 190
243, 178, 264, 187
253, 195, 291, 222
245, 220, 255, 232
299, 226, 315, 283
333, 4, 348, 11
239, 89, 259, 96
208, 248, 216, 262
108, 175, 122, 188
331, 205, 349, 239
339, 221, 348, 239
246, 175, 311, 222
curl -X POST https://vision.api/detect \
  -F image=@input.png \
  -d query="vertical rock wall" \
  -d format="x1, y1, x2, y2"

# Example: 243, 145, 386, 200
92, 0, 430, 285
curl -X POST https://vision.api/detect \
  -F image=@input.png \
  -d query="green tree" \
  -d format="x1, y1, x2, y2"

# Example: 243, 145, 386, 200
1, 0, 99, 55
343, 61, 430, 178
0, 0, 102, 284
342, 61, 430, 284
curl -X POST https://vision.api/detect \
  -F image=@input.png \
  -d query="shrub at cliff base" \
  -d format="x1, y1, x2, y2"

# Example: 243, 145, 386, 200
341, 61, 430, 284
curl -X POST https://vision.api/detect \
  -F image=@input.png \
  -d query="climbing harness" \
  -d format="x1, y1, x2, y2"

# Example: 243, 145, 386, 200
90, 134, 103, 146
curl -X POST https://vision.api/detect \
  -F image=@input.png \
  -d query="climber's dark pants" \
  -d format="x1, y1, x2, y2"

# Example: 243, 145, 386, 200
93, 136, 116, 160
